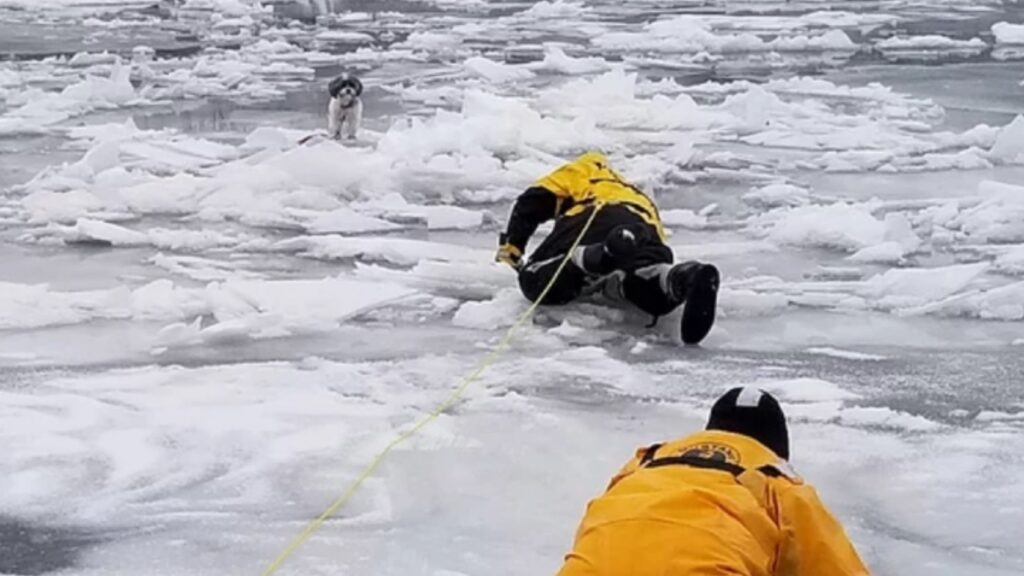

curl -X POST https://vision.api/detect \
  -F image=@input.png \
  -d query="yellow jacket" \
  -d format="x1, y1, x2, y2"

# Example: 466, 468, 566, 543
536, 152, 666, 241
557, 431, 870, 576
501, 152, 667, 258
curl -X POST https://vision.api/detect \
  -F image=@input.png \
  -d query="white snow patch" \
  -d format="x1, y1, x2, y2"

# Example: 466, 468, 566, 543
305, 208, 404, 235
464, 57, 535, 84
242, 126, 316, 152
155, 279, 413, 350
994, 246, 1024, 275
518, 0, 587, 18
742, 183, 810, 208
725, 261, 1005, 319
761, 203, 886, 252
992, 22, 1024, 45
950, 180, 1024, 243
989, 115, 1024, 163
838, 407, 943, 432
401, 31, 463, 52
912, 281, 1024, 321
353, 194, 485, 230
0, 276, 414, 334
537, 68, 728, 131
719, 289, 789, 318
784, 401, 845, 423
316, 30, 376, 45
277, 236, 489, 267
876, 36, 986, 51
760, 204, 919, 258
0, 0, 154, 10
549, 320, 587, 338
806, 347, 887, 361
847, 242, 906, 264
1, 62, 139, 130
0, 69, 22, 87
151, 254, 262, 282
674, 241, 779, 261
593, 16, 856, 54
975, 411, 1024, 422
181, 0, 264, 17
660, 209, 707, 229
535, 46, 610, 75
68, 51, 119, 68
56, 218, 149, 246
452, 289, 526, 329
25, 219, 243, 251
862, 263, 989, 305
357, 259, 507, 299
751, 377, 860, 403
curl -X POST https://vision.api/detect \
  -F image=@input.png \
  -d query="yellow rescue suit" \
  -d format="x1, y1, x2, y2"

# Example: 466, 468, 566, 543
533, 151, 667, 242
557, 430, 870, 576
501, 151, 699, 319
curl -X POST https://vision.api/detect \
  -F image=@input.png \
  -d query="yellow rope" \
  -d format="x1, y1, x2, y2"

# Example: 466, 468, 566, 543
261, 204, 602, 576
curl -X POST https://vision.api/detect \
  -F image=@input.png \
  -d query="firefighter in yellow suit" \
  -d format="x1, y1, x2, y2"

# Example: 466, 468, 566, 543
495, 151, 720, 345
557, 387, 871, 576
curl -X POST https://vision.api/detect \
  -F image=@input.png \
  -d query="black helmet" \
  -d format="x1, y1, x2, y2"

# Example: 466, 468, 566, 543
706, 387, 789, 460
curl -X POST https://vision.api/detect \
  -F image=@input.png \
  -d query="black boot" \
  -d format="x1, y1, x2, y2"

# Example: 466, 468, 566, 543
667, 262, 720, 345
574, 226, 639, 275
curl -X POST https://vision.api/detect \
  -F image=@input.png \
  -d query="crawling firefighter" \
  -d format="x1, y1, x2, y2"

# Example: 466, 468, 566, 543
557, 387, 871, 576
495, 151, 719, 345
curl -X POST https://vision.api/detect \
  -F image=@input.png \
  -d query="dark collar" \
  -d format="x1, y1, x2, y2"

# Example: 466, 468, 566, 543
335, 96, 359, 110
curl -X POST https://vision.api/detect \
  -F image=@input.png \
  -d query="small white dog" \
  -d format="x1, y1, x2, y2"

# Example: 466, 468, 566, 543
327, 73, 363, 141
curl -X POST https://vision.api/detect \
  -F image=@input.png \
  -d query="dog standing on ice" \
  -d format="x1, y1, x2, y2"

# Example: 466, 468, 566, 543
327, 73, 363, 141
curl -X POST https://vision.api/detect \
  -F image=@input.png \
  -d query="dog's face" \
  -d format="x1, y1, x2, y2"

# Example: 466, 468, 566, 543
329, 74, 363, 106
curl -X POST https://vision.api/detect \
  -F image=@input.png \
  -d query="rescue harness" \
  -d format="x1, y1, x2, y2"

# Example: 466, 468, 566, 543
638, 442, 792, 513
639, 443, 785, 478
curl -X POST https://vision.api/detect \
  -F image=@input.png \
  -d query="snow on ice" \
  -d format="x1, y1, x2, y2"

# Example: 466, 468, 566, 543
992, 22, 1024, 44
2, 1, 1024, 575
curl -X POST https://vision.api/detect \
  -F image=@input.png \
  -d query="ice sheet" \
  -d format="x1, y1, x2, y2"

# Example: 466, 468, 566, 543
2, 2, 1024, 575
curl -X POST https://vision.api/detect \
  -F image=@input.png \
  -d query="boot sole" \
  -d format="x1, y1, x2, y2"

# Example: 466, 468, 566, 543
681, 264, 719, 346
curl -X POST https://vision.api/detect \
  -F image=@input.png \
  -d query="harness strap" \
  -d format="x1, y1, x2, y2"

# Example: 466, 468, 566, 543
642, 454, 785, 480
643, 453, 783, 511
646, 455, 746, 475
639, 443, 663, 466
578, 181, 655, 219
588, 177, 662, 222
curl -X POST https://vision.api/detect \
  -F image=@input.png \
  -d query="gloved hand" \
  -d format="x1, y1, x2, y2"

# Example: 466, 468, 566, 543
496, 234, 523, 270
604, 226, 639, 264
575, 225, 640, 276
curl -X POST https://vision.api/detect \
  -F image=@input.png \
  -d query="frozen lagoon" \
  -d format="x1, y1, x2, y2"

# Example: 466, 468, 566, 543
1, 0, 1024, 574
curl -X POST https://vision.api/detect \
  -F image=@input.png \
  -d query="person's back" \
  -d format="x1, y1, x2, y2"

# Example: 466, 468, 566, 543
557, 388, 870, 576
532, 151, 665, 242
495, 151, 721, 345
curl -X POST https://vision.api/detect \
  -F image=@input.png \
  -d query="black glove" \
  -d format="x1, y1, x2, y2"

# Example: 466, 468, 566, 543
604, 226, 639, 265
576, 226, 640, 275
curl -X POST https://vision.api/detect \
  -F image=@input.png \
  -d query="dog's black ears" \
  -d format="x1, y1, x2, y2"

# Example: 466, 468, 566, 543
328, 76, 346, 98
328, 74, 364, 98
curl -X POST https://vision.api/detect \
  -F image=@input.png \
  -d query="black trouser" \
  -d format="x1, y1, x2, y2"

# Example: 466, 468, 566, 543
517, 205, 682, 318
